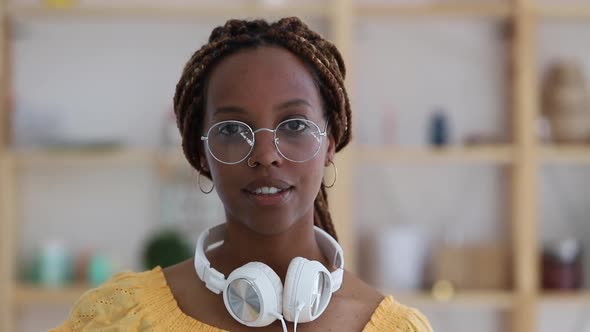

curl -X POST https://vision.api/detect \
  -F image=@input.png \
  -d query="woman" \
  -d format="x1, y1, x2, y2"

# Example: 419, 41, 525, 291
52, 17, 432, 332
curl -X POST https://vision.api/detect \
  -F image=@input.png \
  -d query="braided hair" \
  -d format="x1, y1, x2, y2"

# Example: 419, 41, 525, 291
173, 17, 352, 241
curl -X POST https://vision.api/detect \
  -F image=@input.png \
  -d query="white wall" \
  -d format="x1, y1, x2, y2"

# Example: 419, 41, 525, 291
353, 18, 509, 146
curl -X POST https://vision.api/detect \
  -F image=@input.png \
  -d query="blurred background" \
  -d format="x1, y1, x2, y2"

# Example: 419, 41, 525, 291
0, 0, 590, 331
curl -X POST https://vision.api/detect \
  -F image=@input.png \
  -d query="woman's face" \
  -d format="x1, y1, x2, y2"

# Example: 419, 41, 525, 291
201, 46, 335, 235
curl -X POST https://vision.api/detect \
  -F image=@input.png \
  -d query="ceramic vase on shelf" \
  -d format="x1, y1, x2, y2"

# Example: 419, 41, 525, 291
368, 224, 428, 292
542, 60, 590, 144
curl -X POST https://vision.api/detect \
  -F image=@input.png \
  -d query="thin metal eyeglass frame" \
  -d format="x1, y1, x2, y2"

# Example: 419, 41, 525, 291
200, 118, 328, 165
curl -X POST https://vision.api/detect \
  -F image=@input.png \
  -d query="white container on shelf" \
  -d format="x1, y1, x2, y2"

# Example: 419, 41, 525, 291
39, 239, 69, 288
369, 223, 429, 292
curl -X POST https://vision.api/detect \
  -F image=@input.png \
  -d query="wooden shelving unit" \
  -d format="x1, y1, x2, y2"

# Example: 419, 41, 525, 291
14, 282, 519, 309
10, 148, 157, 167
8, 3, 330, 19
6, 146, 523, 166
394, 290, 515, 310
538, 5, 590, 20
355, 3, 511, 18
511, 2, 538, 331
540, 291, 590, 304
14, 283, 90, 307
0, 1, 588, 331
357, 145, 513, 164
540, 145, 590, 164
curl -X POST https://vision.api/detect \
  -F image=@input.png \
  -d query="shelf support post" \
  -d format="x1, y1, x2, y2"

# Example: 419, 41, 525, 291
511, 0, 539, 331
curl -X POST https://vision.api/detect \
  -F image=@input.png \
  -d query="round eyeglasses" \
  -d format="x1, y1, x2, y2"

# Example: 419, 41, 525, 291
201, 118, 327, 165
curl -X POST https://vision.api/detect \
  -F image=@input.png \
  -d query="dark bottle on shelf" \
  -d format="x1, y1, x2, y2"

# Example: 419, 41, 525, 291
542, 238, 584, 290
429, 109, 450, 147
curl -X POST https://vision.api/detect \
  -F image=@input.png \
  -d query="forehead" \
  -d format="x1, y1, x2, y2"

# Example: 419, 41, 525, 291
205, 46, 322, 119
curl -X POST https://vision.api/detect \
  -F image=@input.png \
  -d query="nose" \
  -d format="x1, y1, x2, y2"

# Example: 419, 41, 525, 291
249, 128, 282, 167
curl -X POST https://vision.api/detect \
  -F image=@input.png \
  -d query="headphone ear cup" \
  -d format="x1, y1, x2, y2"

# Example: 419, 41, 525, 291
283, 257, 307, 322
223, 262, 283, 327
283, 257, 333, 323
246, 261, 284, 308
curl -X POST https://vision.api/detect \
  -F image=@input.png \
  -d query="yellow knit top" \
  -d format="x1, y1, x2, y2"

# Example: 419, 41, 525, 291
51, 267, 432, 332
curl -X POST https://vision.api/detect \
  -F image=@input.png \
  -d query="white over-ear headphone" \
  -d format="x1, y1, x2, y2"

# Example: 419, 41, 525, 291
194, 223, 344, 330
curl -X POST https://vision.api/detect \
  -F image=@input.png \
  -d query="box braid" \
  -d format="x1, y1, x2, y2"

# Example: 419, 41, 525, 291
173, 17, 352, 242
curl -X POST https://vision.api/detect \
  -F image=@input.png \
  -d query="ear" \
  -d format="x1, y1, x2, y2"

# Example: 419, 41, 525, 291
325, 134, 336, 166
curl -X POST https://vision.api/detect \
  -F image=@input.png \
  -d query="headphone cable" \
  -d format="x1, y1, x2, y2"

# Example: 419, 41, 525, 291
271, 312, 288, 332
293, 302, 305, 332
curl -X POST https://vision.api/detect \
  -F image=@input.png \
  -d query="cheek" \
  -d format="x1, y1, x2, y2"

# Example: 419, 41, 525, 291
302, 159, 326, 192
208, 163, 241, 200
301, 142, 330, 185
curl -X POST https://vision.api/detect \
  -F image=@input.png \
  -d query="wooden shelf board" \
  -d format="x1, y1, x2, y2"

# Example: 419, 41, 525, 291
356, 3, 511, 18
540, 291, 590, 304
538, 6, 590, 19
3, 145, 519, 166
356, 145, 513, 164
20, 144, 590, 166
11, 148, 157, 167
8, 4, 329, 19
15, 283, 517, 309
391, 290, 515, 309
7, 148, 196, 171
540, 145, 590, 164
12, 4, 590, 20
14, 283, 91, 306
156, 148, 189, 167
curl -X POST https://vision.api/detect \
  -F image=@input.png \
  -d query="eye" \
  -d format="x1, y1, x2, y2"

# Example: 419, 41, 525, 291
218, 122, 244, 136
283, 119, 308, 132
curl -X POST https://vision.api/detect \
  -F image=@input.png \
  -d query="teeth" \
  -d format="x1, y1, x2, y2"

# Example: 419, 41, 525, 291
253, 187, 283, 195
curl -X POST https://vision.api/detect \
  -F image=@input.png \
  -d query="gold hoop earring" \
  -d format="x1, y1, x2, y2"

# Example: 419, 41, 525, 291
323, 160, 337, 188
198, 170, 214, 194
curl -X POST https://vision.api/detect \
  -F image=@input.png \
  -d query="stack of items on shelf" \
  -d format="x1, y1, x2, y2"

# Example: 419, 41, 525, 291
22, 227, 194, 289
429, 242, 509, 295
361, 223, 510, 296
541, 59, 590, 144
22, 240, 113, 288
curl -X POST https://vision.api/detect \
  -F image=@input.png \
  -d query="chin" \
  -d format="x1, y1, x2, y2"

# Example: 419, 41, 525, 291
224, 198, 313, 235
243, 216, 296, 236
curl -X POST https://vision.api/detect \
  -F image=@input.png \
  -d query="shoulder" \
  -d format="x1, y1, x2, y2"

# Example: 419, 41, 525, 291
363, 296, 433, 332
50, 267, 166, 332
161, 259, 230, 326
334, 271, 433, 332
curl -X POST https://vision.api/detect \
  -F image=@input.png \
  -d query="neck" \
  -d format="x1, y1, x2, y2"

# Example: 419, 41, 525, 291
209, 218, 331, 282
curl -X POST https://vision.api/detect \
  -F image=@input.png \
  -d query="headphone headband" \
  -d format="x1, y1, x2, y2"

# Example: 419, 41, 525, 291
194, 223, 345, 294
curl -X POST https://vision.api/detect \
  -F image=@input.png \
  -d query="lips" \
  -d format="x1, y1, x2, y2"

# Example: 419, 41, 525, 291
243, 178, 294, 206
243, 178, 293, 193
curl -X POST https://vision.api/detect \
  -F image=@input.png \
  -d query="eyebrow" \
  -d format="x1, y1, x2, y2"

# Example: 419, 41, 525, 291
275, 99, 313, 110
213, 98, 313, 116
213, 106, 245, 116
